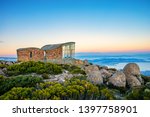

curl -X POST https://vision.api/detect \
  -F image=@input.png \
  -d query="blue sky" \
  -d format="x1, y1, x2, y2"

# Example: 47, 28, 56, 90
0, 0, 150, 56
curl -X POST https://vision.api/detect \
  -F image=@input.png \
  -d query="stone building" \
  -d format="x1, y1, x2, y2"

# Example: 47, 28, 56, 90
17, 47, 44, 62
17, 42, 75, 62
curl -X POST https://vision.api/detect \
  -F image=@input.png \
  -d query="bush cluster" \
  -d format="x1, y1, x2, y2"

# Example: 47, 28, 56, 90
0, 76, 119, 100
59, 64, 86, 75
6, 61, 62, 76
0, 75, 4, 80
0, 64, 7, 68
0, 60, 150, 100
0, 75, 43, 95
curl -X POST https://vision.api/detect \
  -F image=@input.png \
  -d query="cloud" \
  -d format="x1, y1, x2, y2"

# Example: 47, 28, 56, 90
0, 41, 3, 43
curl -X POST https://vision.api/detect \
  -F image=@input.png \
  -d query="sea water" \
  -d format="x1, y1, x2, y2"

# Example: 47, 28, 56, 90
0, 52, 150, 76
75, 52, 150, 76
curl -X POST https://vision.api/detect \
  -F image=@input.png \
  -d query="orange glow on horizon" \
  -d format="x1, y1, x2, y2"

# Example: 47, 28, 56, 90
0, 49, 150, 57
75, 44, 150, 53
1, 39, 150, 56
75, 49, 150, 53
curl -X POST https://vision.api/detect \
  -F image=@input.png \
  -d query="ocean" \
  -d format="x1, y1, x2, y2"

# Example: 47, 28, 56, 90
75, 52, 150, 76
0, 52, 150, 76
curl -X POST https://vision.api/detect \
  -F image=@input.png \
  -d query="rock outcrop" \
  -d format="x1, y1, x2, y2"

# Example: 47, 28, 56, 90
0, 69, 5, 75
85, 65, 103, 85
123, 63, 143, 87
44, 72, 84, 83
99, 69, 112, 78
84, 65, 100, 73
87, 71, 103, 85
108, 71, 126, 87
0, 60, 146, 89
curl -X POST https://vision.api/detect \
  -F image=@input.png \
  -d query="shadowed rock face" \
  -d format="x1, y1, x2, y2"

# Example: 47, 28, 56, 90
123, 63, 143, 87
108, 71, 126, 88
100, 69, 112, 79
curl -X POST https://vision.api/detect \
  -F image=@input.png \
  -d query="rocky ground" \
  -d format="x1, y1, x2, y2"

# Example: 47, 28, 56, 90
0, 61, 16, 76
1, 60, 150, 100
0, 60, 147, 89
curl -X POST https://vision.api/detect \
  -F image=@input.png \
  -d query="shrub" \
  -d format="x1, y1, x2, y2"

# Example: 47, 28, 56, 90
0, 75, 4, 80
6, 70, 20, 76
0, 64, 7, 68
107, 84, 127, 94
32, 77, 100, 100
126, 87, 144, 100
0, 75, 43, 95
145, 82, 150, 89
100, 88, 116, 100
141, 75, 150, 84
6, 61, 62, 76
0, 87, 34, 100
32, 83, 66, 100
143, 88, 150, 100
70, 68, 86, 75
42, 73, 49, 79
64, 77, 100, 100
60, 64, 85, 75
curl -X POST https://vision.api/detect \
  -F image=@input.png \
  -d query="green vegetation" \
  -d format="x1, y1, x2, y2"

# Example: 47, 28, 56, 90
126, 87, 144, 100
0, 63, 8, 68
0, 74, 150, 100
0, 77, 100, 100
0, 75, 4, 80
6, 61, 85, 76
143, 88, 150, 100
0, 75, 43, 95
126, 86, 150, 100
100, 88, 116, 100
6, 61, 62, 76
63, 77, 100, 100
42, 73, 49, 79
0, 87, 34, 100
125, 75, 150, 100
0, 61, 150, 100
0, 75, 124, 100
141, 75, 150, 84
59, 64, 86, 75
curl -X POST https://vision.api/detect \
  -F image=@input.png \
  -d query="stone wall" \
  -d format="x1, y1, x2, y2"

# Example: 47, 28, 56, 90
45, 46, 62, 60
17, 48, 44, 62
45, 58, 85, 67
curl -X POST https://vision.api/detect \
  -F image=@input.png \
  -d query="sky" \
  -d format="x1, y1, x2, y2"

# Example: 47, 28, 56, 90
0, 0, 150, 56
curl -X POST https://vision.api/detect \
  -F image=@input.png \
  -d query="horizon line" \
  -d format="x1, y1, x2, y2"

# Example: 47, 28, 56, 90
0, 51, 150, 57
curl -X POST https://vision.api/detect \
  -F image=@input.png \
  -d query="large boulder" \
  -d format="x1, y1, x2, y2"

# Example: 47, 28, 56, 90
123, 63, 140, 76
84, 65, 103, 84
55, 73, 73, 81
87, 71, 103, 85
85, 65, 99, 74
108, 71, 126, 87
123, 63, 143, 87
